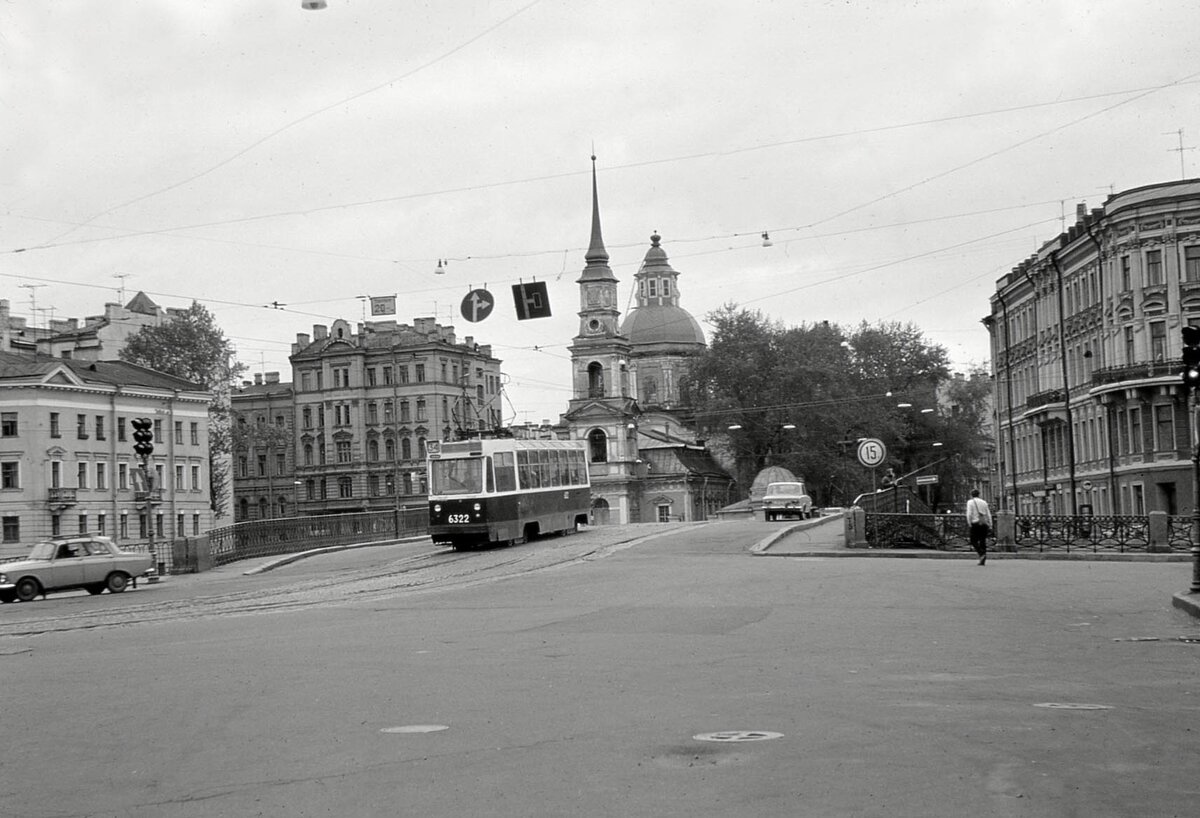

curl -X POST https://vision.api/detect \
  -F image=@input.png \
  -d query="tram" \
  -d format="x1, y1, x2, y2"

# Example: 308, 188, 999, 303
426, 438, 591, 550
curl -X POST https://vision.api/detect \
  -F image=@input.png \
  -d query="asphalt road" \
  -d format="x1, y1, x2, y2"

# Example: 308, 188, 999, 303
3, 521, 1199, 817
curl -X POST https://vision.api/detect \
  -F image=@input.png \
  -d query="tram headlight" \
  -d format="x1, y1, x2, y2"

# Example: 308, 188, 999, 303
473, 503, 481, 511
433, 503, 442, 513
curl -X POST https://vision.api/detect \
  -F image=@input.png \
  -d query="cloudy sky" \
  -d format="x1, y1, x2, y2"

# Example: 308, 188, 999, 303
3, 1, 1199, 423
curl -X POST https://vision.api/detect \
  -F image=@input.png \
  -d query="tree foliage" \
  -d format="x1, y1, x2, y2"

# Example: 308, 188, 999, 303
681, 306, 990, 509
119, 302, 246, 517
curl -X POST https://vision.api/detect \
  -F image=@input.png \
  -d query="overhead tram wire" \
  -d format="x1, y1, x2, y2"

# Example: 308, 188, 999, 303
9, 74, 1198, 257
35, 0, 548, 249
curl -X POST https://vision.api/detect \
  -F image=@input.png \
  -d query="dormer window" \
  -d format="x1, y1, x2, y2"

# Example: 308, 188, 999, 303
661, 280, 671, 297
648, 280, 658, 298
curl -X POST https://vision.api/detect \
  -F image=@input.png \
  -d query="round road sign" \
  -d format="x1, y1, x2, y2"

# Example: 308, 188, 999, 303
460, 289, 494, 323
857, 438, 887, 468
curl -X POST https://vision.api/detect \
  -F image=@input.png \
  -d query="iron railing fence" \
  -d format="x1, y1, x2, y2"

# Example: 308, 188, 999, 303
864, 512, 1193, 553
207, 508, 429, 567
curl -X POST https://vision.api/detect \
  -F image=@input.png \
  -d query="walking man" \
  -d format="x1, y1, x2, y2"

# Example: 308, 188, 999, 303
966, 489, 992, 565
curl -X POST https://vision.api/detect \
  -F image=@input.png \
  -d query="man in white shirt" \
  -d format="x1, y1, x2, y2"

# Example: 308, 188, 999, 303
965, 489, 992, 565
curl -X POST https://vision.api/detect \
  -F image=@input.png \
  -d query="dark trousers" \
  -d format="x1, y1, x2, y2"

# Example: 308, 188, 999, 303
969, 522, 989, 556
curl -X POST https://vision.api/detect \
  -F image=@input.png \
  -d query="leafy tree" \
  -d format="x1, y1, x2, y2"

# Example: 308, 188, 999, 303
682, 306, 971, 506
119, 302, 246, 517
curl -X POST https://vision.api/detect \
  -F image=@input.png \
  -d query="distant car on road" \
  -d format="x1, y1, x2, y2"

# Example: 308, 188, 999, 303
0, 536, 153, 603
762, 482, 813, 521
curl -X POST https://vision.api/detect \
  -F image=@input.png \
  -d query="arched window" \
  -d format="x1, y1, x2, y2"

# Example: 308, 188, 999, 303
238, 498, 249, 520
588, 429, 608, 463
587, 362, 605, 398
367, 439, 379, 461
385, 439, 395, 461
401, 437, 412, 460
258, 497, 268, 519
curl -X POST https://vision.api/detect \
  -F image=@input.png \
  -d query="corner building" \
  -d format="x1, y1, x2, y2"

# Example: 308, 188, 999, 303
987, 179, 1200, 516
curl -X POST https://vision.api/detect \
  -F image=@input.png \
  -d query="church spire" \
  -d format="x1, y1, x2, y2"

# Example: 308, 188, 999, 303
585, 155, 609, 265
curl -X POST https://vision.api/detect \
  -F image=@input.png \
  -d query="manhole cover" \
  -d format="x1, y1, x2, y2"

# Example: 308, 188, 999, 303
693, 731, 783, 742
1033, 703, 1111, 711
380, 724, 449, 734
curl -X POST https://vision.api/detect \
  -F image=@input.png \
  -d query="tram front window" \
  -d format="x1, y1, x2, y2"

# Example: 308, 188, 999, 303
431, 458, 483, 495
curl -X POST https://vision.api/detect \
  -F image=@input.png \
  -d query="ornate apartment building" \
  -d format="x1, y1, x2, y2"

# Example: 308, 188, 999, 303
280, 317, 503, 516
987, 178, 1200, 516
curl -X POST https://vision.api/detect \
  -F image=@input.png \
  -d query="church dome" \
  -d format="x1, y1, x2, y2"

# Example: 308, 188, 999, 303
621, 304, 705, 346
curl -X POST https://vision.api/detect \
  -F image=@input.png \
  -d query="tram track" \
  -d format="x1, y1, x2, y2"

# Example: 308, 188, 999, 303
0, 528, 628, 639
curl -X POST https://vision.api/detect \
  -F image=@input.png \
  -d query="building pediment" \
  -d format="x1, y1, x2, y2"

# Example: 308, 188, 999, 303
563, 398, 637, 423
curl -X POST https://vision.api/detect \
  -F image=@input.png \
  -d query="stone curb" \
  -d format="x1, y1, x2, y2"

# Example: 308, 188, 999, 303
242, 535, 429, 575
1172, 592, 1200, 619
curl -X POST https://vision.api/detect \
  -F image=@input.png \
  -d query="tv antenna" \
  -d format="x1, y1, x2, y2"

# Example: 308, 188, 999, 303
113, 273, 131, 303
1165, 128, 1195, 180
18, 283, 45, 327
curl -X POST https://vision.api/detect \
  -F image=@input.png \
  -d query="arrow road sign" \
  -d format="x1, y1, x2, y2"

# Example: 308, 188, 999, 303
461, 289, 494, 323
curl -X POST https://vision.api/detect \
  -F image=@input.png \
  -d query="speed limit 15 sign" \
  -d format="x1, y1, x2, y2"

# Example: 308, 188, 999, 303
857, 438, 887, 468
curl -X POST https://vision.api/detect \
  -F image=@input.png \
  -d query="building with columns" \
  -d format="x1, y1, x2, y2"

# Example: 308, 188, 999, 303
986, 178, 1200, 517
559, 162, 734, 523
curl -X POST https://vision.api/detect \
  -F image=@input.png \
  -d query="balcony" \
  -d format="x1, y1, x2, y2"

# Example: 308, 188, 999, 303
47, 487, 77, 507
135, 489, 164, 505
1022, 388, 1068, 424
1090, 359, 1182, 401
1091, 360, 1179, 387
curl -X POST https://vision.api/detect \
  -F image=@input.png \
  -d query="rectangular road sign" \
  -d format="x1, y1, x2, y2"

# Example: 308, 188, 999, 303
914, 475, 939, 485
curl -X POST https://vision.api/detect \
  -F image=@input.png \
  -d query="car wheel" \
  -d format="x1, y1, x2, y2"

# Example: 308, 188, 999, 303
15, 577, 40, 602
85, 584, 106, 595
105, 572, 130, 594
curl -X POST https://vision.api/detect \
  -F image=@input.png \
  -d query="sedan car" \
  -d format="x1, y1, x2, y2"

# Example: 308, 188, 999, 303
0, 536, 153, 603
762, 481, 813, 521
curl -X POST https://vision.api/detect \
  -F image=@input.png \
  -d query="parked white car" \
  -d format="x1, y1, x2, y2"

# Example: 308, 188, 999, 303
762, 482, 813, 521
0, 536, 152, 603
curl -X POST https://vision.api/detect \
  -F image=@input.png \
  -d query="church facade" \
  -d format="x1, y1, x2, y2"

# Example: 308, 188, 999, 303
559, 162, 734, 524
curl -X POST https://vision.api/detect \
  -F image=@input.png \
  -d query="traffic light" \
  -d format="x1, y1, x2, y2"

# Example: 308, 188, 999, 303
1182, 326, 1200, 390
131, 417, 154, 457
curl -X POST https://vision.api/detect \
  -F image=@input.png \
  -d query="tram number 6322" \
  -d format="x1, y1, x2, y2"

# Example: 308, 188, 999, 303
427, 438, 592, 551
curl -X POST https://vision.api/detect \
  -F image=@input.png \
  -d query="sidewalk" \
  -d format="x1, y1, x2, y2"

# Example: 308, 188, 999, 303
753, 515, 1200, 619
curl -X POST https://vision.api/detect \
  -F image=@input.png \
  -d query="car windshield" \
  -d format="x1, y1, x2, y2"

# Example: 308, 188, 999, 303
767, 483, 805, 494
27, 541, 58, 560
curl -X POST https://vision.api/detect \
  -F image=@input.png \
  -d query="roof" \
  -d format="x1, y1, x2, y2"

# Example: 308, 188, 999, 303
0, 351, 204, 392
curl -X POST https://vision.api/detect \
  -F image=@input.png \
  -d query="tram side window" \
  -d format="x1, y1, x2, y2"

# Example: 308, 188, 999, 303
494, 452, 517, 493
517, 450, 532, 489
537, 450, 549, 488
549, 450, 562, 486
569, 449, 583, 485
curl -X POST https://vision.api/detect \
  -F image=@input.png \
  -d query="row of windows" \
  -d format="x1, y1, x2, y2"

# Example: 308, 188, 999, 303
291, 471, 428, 502
300, 398, 500, 429
0, 412, 201, 446
0, 461, 203, 492
299, 361, 502, 395
0, 512, 203, 543
1002, 245, 1200, 343
1008, 401, 1180, 477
